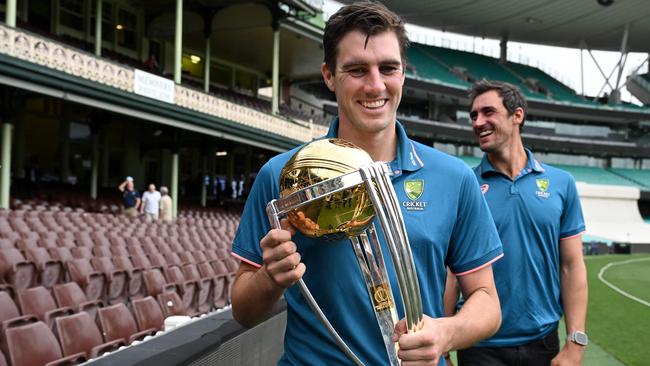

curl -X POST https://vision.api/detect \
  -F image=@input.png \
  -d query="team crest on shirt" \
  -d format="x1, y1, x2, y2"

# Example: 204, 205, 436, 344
402, 179, 427, 211
536, 178, 550, 198
480, 184, 490, 195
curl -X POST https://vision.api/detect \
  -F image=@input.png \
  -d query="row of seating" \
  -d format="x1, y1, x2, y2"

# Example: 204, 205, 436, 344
1, 284, 177, 366
1, 246, 236, 305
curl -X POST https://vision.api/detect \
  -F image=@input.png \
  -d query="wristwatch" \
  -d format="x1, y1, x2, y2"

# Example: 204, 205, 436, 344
567, 331, 588, 346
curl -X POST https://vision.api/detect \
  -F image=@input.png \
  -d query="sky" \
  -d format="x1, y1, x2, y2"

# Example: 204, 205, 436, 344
322, 1, 649, 105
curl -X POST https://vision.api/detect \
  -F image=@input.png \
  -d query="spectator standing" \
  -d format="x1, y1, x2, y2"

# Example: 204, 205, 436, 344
141, 184, 162, 221
118, 176, 140, 218
159, 186, 173, 222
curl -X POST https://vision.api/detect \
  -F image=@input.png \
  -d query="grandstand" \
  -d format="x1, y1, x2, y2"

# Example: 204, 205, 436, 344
0, 0, 649, 365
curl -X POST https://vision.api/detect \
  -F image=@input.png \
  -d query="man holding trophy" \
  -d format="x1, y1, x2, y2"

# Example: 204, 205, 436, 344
231, 2, 504, 365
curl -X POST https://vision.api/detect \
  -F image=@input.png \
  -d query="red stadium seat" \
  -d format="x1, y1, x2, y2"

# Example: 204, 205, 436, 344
52, 282, 103, 321
92, 245, 112, 257
164, 266, 198, 313
23, 247, 64, 288
91, 257, 127, 304
132, 296, 164, 332
142, 268, 175, 298
163, 252, 182, 267
0, 248, 36, 289
111, 256, 145, 299
66, 258, 106, 301
16, 286, 73, 328
54, 312, 124, 358
181, 263, 212, 313
48, 247, 73, 264
197, 261, 228, 308
1, 320, 86, 366
71, 246, 93, 259
148, 253, 168, 268
0, 291, 38, 334
97, 303, 156, 344
157, 291, 187, 317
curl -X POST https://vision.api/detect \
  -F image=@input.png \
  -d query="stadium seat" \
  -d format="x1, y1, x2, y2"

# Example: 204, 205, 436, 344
164, 266, 198, 313
132, 296, 164, 331
181, 263, 212, 313
127, 244, 146, 257
197, 261, 228, 308
54, 312, 125, 358
111, 256, 145, 299
142, 268, 176, 298
92, 245, 112, 257
52, 282, 103, 321
66, 258, 106, 301
210, 260, 232, 306
16, 286, 73, 328
0, 248, 37, 289
48, 247, 73, 264
90, 257, 128, 304
1, 320, 86, 366
23, 247, 64, 288
148, 252, 168, 268
109, 244, 130, 257
163, 252, 182, 267
0, 291, 38, 335
157, 291, 187, 317
71, 246, 93, 259
97, 303, 156, 344
0, 239, 13, 250
192, 251, 208, 263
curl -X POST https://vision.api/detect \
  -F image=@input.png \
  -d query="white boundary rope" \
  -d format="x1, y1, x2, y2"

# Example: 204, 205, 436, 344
597, 257, 650, 308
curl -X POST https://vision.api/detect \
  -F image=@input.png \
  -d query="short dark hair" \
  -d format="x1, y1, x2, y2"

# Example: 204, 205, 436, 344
323, 1, 409, 74
469, 80, 528, 128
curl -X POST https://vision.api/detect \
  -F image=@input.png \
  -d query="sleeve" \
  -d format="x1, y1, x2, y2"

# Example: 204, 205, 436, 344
559, 174, 585, 239
231, 162, 278, 267
446, 167, 503, 276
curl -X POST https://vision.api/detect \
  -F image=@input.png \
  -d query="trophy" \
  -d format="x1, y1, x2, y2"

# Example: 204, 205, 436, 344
265, 138, 423, 365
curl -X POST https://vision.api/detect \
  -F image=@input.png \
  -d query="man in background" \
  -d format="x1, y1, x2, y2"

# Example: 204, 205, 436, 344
118, 176, 140, 218
141, 183, 161, 221
447, 80, 588, 366
159, 186, 173, 222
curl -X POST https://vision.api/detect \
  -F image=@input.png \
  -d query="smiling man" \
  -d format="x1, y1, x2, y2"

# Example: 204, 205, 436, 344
230, 3, 504, 365
447, 80, 588, 366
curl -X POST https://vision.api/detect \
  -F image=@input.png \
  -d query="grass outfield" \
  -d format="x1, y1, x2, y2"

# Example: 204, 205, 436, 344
585, 254, 650, 366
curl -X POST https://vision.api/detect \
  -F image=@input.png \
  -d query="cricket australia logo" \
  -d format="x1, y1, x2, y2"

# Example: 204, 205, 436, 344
536, 178, 550, 199
403, 179, 427, 211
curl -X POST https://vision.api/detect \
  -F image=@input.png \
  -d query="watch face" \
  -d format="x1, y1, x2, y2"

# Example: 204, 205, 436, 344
574, 332, 588, 345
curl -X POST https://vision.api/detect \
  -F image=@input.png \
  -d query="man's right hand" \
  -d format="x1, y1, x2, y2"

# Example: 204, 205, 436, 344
260, 220, 305, 288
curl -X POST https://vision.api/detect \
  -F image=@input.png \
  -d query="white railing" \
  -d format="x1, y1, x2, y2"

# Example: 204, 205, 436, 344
0, 25, 324, 143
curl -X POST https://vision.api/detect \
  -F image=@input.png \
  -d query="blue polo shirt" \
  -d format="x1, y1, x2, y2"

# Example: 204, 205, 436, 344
470, 149, 585, 347
232, 119, 503, 365
123, 189, 140, 208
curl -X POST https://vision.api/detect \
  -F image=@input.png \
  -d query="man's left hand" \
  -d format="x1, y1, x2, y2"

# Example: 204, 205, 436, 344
551, 342, 584, 366
393, 315, 452, 366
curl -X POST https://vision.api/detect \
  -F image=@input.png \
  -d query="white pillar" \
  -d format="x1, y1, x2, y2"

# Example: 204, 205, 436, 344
1, 123, 13, 209
171, 152, 179, 218
95, 0, 102, 56
272, 27, 280, 115
5, 0, 16, 28
174, 0, 183, 84
90, 133, 99, 199
203, 37, 211, 93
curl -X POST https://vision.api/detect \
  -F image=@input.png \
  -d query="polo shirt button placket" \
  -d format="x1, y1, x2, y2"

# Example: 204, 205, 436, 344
510, 184, 519, 195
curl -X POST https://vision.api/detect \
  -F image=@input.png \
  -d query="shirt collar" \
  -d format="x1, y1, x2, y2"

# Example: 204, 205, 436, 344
325, 117, 424, 173
478, 147, 545, 177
